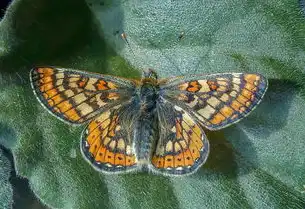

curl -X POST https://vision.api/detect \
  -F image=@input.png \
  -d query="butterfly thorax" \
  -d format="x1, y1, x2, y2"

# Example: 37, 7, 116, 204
139, 78, 159, 115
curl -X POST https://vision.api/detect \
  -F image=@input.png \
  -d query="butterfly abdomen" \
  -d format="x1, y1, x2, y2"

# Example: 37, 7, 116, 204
134, 118, 156, 165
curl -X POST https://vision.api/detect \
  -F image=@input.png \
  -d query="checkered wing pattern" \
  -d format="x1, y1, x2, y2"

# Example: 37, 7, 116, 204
81, 103, 139, 173
150, 102, 209, 175
160, 73, 268, 130
30, 67, 136, 124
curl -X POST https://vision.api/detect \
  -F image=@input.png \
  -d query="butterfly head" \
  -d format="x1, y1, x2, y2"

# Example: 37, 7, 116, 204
142, 69, 158, 80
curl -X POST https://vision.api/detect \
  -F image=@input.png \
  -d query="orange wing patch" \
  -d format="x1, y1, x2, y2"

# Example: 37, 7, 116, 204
186, 81, 202, 93
77, 77, 89, 88
81, 105, 137, 173
207, 80, 218, 91
95, 79, 117, 90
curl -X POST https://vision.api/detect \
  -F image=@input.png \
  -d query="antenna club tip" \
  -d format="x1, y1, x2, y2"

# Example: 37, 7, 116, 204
121, 32, 127, 39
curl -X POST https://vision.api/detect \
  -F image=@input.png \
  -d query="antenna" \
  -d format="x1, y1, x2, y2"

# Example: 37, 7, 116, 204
120, 31, 145, 74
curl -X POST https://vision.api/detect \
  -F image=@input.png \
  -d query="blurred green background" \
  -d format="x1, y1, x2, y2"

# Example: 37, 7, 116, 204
0, 0, 305, 208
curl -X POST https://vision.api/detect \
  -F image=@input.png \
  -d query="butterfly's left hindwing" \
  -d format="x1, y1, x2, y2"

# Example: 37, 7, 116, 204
160, 73, 268, 130
30, 67, 136, 124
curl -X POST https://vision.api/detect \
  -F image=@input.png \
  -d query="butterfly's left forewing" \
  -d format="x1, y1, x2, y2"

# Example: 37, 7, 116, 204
30, 67, 137, 124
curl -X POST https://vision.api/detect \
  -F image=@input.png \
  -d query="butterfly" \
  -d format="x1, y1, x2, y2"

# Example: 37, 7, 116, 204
30, 67, 268, 176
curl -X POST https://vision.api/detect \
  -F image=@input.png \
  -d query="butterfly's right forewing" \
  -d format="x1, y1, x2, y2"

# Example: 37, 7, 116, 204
30, 67, 137, 124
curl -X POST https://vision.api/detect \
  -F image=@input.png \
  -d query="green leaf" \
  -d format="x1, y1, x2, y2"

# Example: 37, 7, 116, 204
0, 148, 13, 209
0, 0, 305, 208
